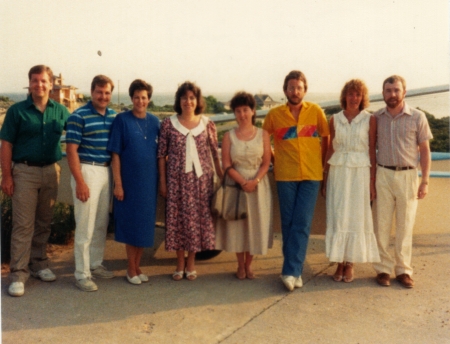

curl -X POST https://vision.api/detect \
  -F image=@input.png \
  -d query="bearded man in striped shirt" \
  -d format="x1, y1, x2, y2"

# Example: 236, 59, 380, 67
373, 75, 432, 289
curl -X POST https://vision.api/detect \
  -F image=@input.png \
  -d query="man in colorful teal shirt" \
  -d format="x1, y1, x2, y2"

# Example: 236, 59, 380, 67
0, 65, 70, 297
66, 75, 117, 292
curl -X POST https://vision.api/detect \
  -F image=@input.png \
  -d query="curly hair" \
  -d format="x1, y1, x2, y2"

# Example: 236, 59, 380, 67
340, 79, 369, 110
173, 81, 205, 115
128, 79, 153, 99
230, 91, 256, 124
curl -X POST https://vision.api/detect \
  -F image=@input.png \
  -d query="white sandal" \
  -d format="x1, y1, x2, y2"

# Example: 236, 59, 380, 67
186, 270, 197, 281
172, 271, 184, 281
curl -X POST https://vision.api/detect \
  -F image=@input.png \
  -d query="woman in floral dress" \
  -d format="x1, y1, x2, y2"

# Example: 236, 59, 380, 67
158, 81, 222, 281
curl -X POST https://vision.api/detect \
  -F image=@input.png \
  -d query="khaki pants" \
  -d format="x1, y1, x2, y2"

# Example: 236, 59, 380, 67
373, 166, 418, 276
10, 163, 60, 283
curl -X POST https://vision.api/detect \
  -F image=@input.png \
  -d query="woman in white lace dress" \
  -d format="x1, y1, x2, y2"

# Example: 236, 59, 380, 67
322, 79, 379, 283
215, 92, 273, 280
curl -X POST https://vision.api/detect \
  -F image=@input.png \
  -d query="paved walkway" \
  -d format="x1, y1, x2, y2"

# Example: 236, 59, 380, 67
2, 224, 449, 344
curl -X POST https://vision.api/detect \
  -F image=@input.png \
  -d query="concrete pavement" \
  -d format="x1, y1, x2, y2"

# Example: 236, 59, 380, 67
2, 159, 450, 343
2, 224, 449, 344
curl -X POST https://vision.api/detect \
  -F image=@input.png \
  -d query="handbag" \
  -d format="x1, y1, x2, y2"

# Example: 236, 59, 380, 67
211, 167, 248, 221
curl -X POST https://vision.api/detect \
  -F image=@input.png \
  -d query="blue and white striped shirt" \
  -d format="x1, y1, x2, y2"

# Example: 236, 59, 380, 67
66, 101, 117, 163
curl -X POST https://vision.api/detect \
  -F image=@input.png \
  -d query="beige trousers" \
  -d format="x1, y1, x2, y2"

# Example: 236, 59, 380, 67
10, 163, 60, 283
72, 164, 111, 280
373, 166, 418, 276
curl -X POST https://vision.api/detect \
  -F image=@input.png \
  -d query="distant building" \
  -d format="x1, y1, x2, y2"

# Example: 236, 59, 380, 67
221, 93, 280, 112
49, 73, 82, 112
254, 94, 279, 110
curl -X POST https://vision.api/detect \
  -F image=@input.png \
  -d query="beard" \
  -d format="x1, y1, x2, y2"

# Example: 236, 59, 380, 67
385, 97, 402, 109
287, 94, 302, 106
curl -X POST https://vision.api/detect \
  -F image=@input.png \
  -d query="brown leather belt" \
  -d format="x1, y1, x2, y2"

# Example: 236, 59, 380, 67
15, 161, 54, 167
378, 164, 415, 171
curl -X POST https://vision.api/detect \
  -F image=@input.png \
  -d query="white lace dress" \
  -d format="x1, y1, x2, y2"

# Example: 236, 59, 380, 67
215, 128, 273, 255
325, 110, 380, 263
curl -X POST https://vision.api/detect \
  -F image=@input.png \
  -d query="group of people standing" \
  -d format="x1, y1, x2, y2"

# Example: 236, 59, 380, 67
1, 66, 432, 297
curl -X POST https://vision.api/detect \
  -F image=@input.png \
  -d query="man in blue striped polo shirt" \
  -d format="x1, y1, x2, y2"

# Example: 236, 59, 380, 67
66, 75, 117, 292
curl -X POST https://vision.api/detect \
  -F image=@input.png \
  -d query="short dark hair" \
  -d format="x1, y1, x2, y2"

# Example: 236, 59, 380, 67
173, 81, 205, 115
283, 70, 308, 92
230, 91, 256, 125
28, 65, 53, 81
91, 75, 114, 92
382, 75, 406, 91
340, 79, 370, 111
128, 79, 153, 99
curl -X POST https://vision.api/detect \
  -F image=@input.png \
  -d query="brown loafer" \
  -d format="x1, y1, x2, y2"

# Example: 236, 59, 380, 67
376, 273, 391, 286
396, 273, 414, 288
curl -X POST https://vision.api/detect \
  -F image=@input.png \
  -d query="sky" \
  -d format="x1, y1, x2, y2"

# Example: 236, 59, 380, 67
0, 0, 448, 96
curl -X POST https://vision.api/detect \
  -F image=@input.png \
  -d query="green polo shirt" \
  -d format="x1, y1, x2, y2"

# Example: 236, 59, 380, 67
0, 95, 70, 164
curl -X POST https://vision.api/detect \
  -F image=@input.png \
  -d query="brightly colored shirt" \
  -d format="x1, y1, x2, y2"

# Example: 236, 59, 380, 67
263, 102, 329, 181
375, 102, 433, 167
65, 101, 116, 163
0, 95, 70, 164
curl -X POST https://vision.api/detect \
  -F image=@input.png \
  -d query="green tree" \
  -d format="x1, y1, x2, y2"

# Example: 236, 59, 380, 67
419, 108, 449, 152
148, 101, 173, 112
204, 95, 226, 114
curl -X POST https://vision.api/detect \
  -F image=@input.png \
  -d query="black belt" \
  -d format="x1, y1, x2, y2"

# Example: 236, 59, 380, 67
15, 161, 54, 167
80, 160, 110, 167
378, 164, 415, 171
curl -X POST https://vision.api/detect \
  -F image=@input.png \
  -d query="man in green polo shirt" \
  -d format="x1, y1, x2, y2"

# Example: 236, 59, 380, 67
0, 65, 70, 297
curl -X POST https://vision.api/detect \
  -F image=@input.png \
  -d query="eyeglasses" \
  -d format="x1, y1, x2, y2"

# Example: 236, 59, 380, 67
287, 86, 304, 93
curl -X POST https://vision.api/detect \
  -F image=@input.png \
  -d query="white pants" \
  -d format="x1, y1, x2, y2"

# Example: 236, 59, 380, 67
71, 164, 111, 280
373, 166, 418, 276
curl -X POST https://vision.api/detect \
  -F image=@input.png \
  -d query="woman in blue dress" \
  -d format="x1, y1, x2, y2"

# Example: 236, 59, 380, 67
108, 79, 160, 285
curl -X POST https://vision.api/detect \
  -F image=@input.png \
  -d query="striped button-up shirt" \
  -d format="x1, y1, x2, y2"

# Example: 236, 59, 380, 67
375, 102, 432, 167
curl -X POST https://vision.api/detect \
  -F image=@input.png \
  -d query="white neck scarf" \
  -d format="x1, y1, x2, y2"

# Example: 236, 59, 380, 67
170, 115, 209, 178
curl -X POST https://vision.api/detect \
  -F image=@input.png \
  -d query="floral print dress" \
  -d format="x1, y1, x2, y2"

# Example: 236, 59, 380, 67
157, 115, 219, 252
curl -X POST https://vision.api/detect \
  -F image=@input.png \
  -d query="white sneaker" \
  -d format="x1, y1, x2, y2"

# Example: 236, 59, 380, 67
31, 268, 56, 282
75, 278, 98, 292
281, 275, 295, 291
294, 276, 303, 288
8, 282, 24, 297
91, 266, 115, 279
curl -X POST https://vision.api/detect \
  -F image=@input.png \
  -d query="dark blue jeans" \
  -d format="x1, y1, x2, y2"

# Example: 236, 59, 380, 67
277, 181, 320, 277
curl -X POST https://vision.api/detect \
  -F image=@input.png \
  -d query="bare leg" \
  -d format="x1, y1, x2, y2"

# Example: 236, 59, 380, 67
172, 250, 186, 281
236, 252, 246, 279
343, 262, 354, 283
185, 252, 197, 281
176, 250, 186, 272
135, 247, 144, 275
244, 252, 255, 279
126, 244, 138, 277
333, 263, 345, 282
186, 252, 196, 272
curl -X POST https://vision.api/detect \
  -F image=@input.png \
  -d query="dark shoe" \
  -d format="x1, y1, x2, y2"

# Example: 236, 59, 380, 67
376, 273, 391, 286
396, 274, 414, 288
